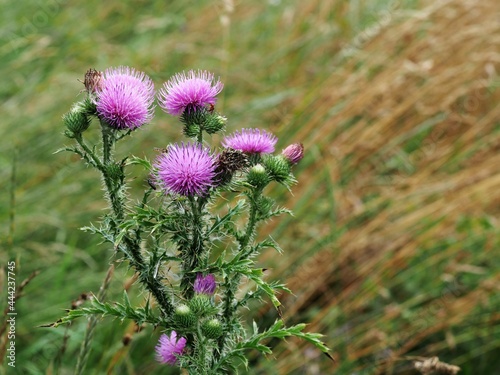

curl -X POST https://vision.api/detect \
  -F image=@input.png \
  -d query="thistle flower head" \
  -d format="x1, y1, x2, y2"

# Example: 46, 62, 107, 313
154, 142, 216, 197
222, 128, 277, 154
96, 66, 155, 130
194, 273, 216, 295
281, 143, 304, 165
158, 70, 223, 116
155, 331, 186, 365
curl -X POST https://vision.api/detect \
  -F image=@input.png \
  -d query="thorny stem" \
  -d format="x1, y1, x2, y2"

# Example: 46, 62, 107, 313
181, 196, 205, 298
215, 189, 261, 361
74, 126, 173, 316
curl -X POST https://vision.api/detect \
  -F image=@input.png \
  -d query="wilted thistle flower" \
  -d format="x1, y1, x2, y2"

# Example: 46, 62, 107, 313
213, 148, 249, 186
81, 68, 103, 94
194, 273, 216, 295
155, 331, 187, 365
154, 143, 216, 197
96, 66, 155, 130
158, 70, 223, 116
282, 143, 304, 165
222, 128, 277, 155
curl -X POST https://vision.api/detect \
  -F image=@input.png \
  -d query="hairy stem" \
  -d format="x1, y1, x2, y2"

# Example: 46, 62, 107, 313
215, 189, 261, 360
181, 196, 205, 298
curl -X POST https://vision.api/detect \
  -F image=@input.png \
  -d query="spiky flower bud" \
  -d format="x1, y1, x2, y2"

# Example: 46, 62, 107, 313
262, 155, 291, 184
188, 295, 218, 317
173, 304, 196, 328
246, 164, 269, 189
63, 110, 91, 136
201, 318, 223, 339
203, 113, 227, 134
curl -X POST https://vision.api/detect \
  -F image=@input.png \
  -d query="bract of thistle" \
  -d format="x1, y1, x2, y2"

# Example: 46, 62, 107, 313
158, 70, 223, 116
96, 66, 155, 130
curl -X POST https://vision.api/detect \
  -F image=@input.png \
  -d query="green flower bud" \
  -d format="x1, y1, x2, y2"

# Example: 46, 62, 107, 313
246, 164, 269, 189
203, 113, 226, 134
188, 295, 218, 317
262, 155, 291, 183
173, 304, 196, 328
201, 318, 223, 339
63, 110, 91, 135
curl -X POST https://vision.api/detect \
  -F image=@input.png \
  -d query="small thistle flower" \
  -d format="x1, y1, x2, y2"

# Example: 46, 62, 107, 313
158, 70, 223, 116
194, 273, 216, 295
155, 331, 186, 365
222, 128, 277, 155
154, 143, 216, 197
96, 66, 155, 130
282, 143, 304, 165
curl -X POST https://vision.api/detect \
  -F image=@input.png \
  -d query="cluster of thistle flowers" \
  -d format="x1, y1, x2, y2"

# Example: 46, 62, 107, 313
63, 66, 304, 367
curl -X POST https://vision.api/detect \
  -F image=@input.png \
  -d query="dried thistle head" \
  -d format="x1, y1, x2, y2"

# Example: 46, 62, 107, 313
214, 148, 249, 186
81, 68, 103, 94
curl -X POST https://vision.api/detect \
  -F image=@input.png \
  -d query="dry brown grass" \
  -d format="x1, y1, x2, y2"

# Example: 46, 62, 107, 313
246, 0, 500, 373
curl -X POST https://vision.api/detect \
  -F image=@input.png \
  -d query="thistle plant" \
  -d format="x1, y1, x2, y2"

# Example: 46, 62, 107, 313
54, 67, 329, 373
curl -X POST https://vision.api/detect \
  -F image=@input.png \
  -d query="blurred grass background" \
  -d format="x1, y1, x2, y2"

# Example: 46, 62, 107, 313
1, 0, 499, 374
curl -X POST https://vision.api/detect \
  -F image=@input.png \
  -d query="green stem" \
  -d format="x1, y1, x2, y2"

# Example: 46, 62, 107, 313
240, 190, 260, 251
197, 128, 203, 144
75, 127, 173, 315
215, 189, 262, 361
181, 197, 205, 298
100, 120, 114, 166
196, 325, 209, 375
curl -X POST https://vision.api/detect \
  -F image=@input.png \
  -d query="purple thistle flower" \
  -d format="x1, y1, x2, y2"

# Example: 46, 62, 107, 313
96, 66, 155, 130
154, 142, 216, 197
194, 273, 216, 295
155, 331, 186, 365
222, 128, 277, 154
282, 143, 304, 164
158, 70, 223, 116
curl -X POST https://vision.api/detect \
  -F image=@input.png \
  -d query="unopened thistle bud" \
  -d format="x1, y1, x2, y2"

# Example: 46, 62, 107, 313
173, 304, 196, 328
281, 143, 304, 165
203, 112, 227, 134
201, 318, 223, 339
63, 110, 91, 137
188, 295, 218, 317
262, 155, 292, 184
246, 164, 269, 189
